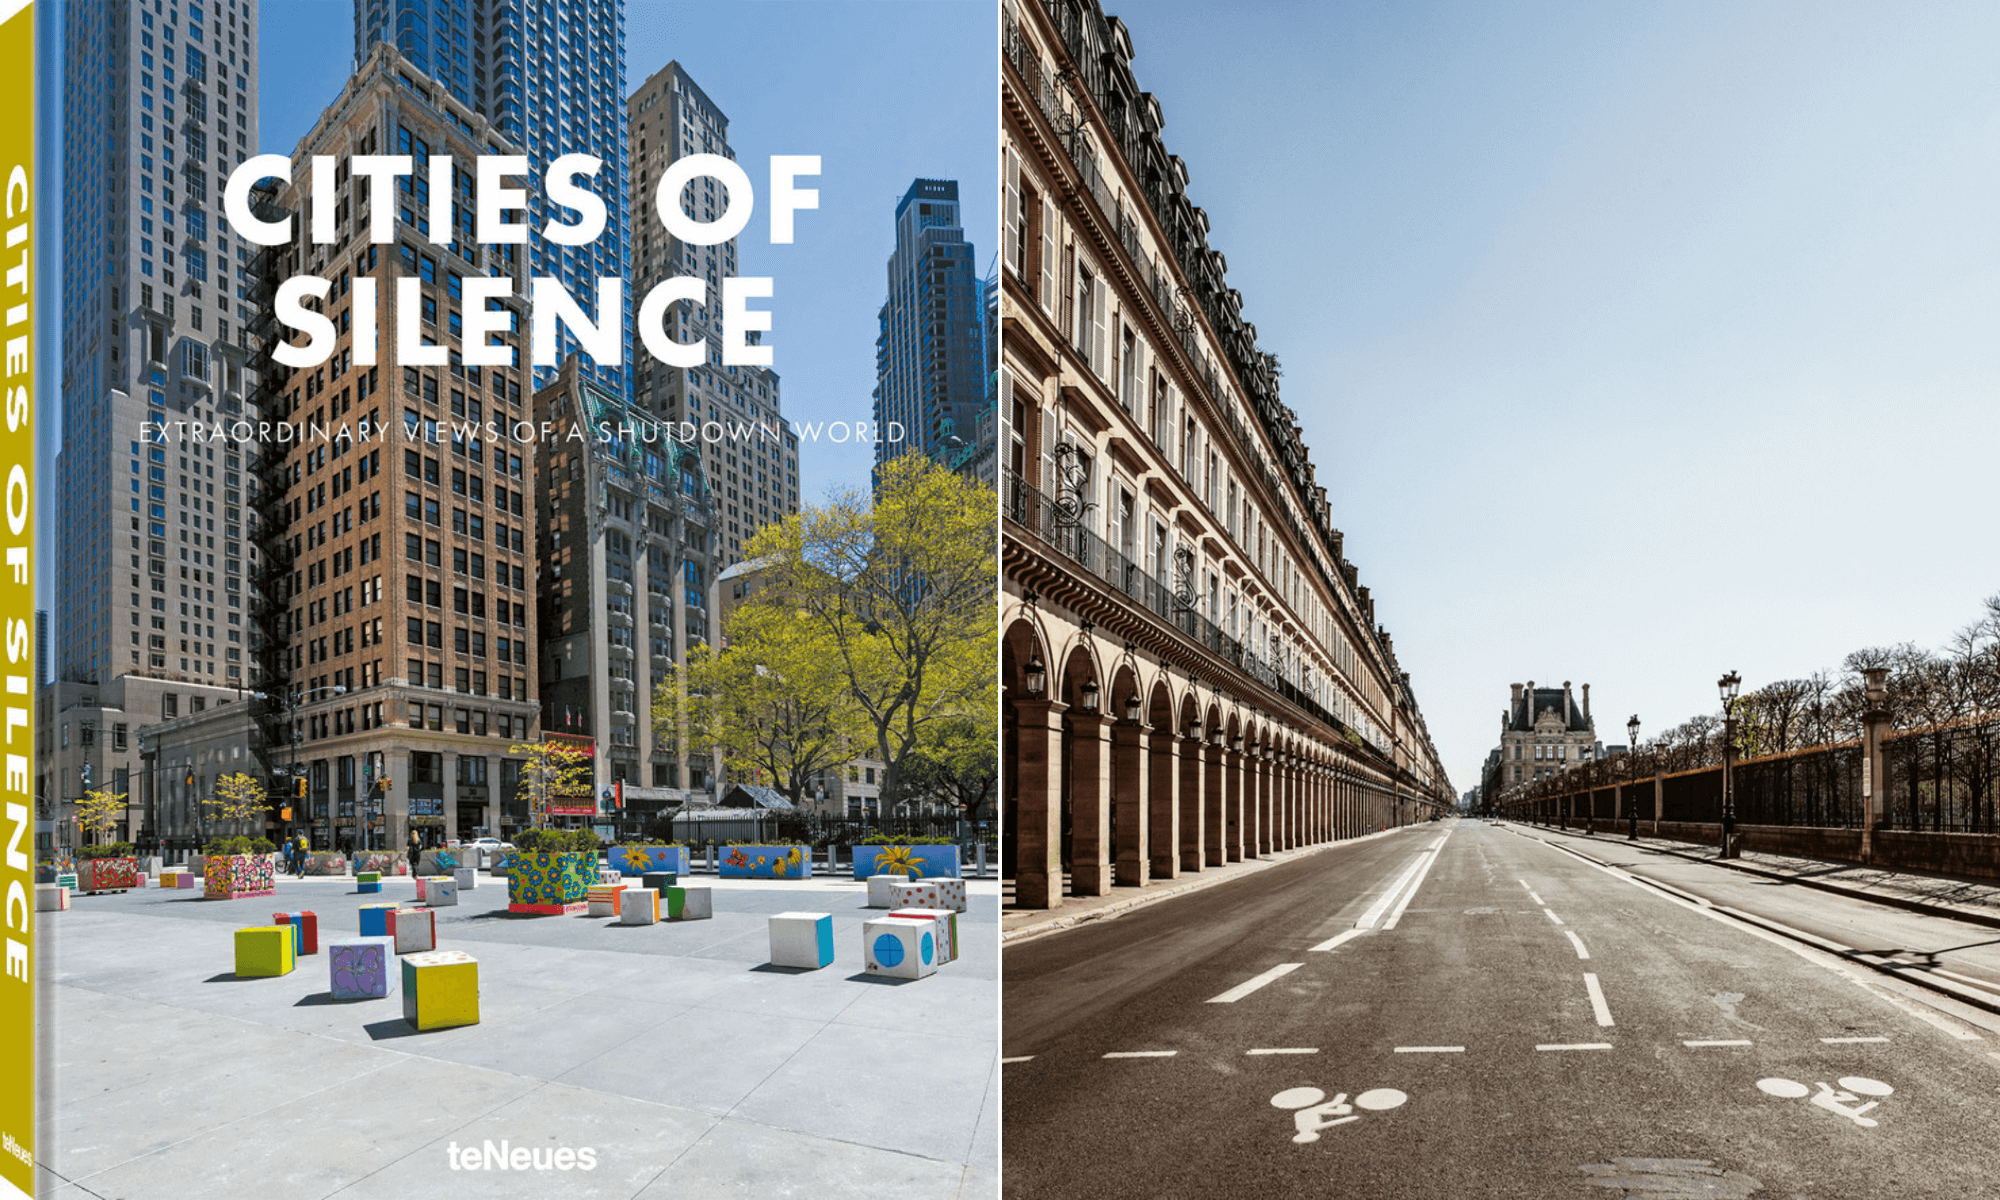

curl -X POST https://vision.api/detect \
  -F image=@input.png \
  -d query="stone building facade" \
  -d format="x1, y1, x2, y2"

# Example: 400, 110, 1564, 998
1486, 680, 1603, 793
1000, 0, 1452, 909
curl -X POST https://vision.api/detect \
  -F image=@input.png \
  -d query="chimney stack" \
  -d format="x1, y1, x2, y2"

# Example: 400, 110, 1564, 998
1582, 683, 1591, 726
1563, 681, 1573, 726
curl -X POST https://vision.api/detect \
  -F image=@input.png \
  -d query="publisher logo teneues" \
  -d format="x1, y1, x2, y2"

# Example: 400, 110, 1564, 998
448, 1140, 597, 1172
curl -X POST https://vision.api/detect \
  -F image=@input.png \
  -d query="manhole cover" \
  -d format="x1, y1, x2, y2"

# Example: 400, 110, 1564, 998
1580, 1158, 1762, 1198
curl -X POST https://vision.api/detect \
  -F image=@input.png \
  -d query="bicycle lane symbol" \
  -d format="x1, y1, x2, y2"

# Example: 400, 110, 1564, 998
1756, 1076, 1894, 1128
1270, 1086, 1409, 1143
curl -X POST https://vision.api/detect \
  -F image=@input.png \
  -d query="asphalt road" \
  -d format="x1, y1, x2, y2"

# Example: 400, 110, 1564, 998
1001, 818, 2000, 1199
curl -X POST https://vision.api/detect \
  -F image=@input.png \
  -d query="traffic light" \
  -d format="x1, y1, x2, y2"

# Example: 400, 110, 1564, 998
295, 776, 308, 800
279, 807, 293, 822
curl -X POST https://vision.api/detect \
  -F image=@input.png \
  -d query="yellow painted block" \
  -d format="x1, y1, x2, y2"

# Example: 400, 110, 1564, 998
235, 926, 297, 977
402, 950, 479, 1030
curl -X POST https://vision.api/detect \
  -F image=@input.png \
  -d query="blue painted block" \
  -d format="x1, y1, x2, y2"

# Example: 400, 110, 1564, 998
357, 880, 382, 894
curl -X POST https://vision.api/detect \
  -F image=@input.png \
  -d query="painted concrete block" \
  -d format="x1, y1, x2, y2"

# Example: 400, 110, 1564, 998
402, 950, 479, 1030
505, 851, 594, 914
663, 886, 712, 921
719, 845, 812, 879
586, 883, 627, 917
598, 869, 622, 885
205, 854, 276, 900
889, 882, 942, 911
234, 926, 297, 978
855, 845, 962, 880
866, 874, 910, 908
426, 877, 459, 907
393, 907, 437, 954
454, 867, 477, 890
54, 872, 77, 893
273, 911, 319, 955
887, 908, 957, 964
929, 879, 969, 913
357, 881, 382, 894
619, 887, 660, 925
359, 903, 400, 938
159, 869, 186, 888
35, 884, 68, 911
328, 936, 395, 999
357, 871, 381, 883
769, 912, 835, 970
863, 917, 936, 980
642, 871, 679, 893
174, 871, 197, 889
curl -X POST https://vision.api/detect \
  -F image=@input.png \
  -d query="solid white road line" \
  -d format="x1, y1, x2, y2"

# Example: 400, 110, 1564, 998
1310, 928, 1370, 953
1584, 972, 1615, 1026
1393, 1046, 1466, 1053
1565, 930, 1590, 960
1207, 962, 1305, 1004
1246, 1047, 1319, 1056
1001, 1056, 1035, 1063
1821, 1036, 1890, 1044
1521, 880, 1545, 905
1683, 1039, 1753, 1047
1544, 908, 1564, 925
1537, 1043, 1613, 1051
1382, 839, 1447, 931
1355, 850, 1436, 930
1102, 1050, 1178, 1059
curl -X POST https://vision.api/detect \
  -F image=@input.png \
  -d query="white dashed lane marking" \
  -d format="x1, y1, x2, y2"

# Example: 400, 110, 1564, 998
1537, 1043, 1614, 1051
1002, 1056, 1034, 1063
1208, 962, 1304, 1004
1393, 1046, 1466, 1054
1683, 1040, 1753, 1048
1521, 880, 1545, 905
1245, 1047, 1318, 1056
1310, 928, 1369, 953
1565, 930, 1590, 960
1822, 1036, 1890, 1044
1544, 909, 1565, 926
1584, 972, 1615, 1027
1102, 1050, 1177, 1059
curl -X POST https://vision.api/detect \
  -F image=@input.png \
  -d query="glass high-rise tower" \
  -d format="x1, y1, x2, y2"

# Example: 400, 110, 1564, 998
874, 178, 987, 479
355, 0, 632, 399
58, 0, 265, 687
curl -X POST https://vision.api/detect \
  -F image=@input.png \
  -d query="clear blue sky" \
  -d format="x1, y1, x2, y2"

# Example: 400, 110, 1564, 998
255, 0, 995, 504
1114, 1, 2000, 795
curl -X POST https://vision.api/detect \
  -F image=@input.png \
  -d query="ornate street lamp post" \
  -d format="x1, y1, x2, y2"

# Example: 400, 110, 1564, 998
1627, 715, 1641, 841
1719, 671, 1742, 859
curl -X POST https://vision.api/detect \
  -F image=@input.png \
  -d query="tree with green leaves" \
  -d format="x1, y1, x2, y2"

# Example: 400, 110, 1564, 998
667, 595, 861, 807
741, 453, 996, 802
508, 739, 594, 827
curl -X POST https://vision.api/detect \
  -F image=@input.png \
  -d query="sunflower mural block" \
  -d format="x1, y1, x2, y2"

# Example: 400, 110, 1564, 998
393, 907, 437, 954
234, 926, 297, 977
619, 887, 660, 925
203, 854, 275, 900
854, 845, 961, 881
505, 851, 595, 915
273, 911, 319, 955
402, 950, 480, 1030
586, 883, 628, 917
663, 886, 712, 921
888, 908, 958, 964
865, 874, 910, 908
454, 867, 477, 890
863, 917, 937, 981
328, 936, 395, 999
718, 845, 812, 880
607, 845, 691, 876
769, 912, 835, 969
427, 877, 460, 907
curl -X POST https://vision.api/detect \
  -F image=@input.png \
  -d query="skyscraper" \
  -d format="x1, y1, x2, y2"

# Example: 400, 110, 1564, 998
58, 0, 265, 688
874, 178, 987, 480
628, 61, 797, 568
356, 0, 632, 399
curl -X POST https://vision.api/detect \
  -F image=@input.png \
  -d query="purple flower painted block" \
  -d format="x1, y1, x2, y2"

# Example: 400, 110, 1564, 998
329, 936, 395, 1000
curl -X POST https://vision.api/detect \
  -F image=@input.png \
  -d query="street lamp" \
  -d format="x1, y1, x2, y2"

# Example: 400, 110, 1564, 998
1860, 667, 1889, 861
1122, 691, 1141, 723
1626, 715, 1641, 841
1023, 652, 1046, 698
1719, 671, 1741, 859
1078, 677, 1099, 715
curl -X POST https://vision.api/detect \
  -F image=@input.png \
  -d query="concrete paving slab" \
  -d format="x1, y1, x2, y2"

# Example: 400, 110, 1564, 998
552, 1007, 828, 1115
632, 1116, 967, 1199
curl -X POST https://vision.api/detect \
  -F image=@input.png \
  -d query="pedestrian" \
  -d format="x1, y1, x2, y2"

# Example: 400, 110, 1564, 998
408, 829, 421, 875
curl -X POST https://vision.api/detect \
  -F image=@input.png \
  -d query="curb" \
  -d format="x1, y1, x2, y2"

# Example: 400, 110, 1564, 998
1002, 825, 1415, 947
1518, 824, 2000, 935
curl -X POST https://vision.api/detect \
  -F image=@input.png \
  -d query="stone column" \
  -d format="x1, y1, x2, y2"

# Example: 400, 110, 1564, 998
1150, 724, 1181, 880
1012, 699, 1067, 909
1111, 719, 1149, 887
443, 753, 460, 844
1175, 732, 1203, 873
1067, 712, 1112, 896
1203, 737, 1226, 866
1255, 749, 1273, 857
1224, 743, 1245, 862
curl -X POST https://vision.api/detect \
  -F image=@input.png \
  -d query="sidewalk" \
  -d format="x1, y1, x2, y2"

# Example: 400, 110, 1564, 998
1506, 820, 2000, 931
1001, 825, 1415, 945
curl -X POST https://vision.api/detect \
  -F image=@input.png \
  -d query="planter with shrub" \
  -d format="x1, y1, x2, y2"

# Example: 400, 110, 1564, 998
506, 829, 602, 914
607, 842, 689, 877
77, 843, 141, 894
202, 837, 278, 900
719, 841, 812, 880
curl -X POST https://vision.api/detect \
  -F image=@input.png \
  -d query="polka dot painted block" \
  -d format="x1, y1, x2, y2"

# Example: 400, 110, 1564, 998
865, 874, 910, 908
